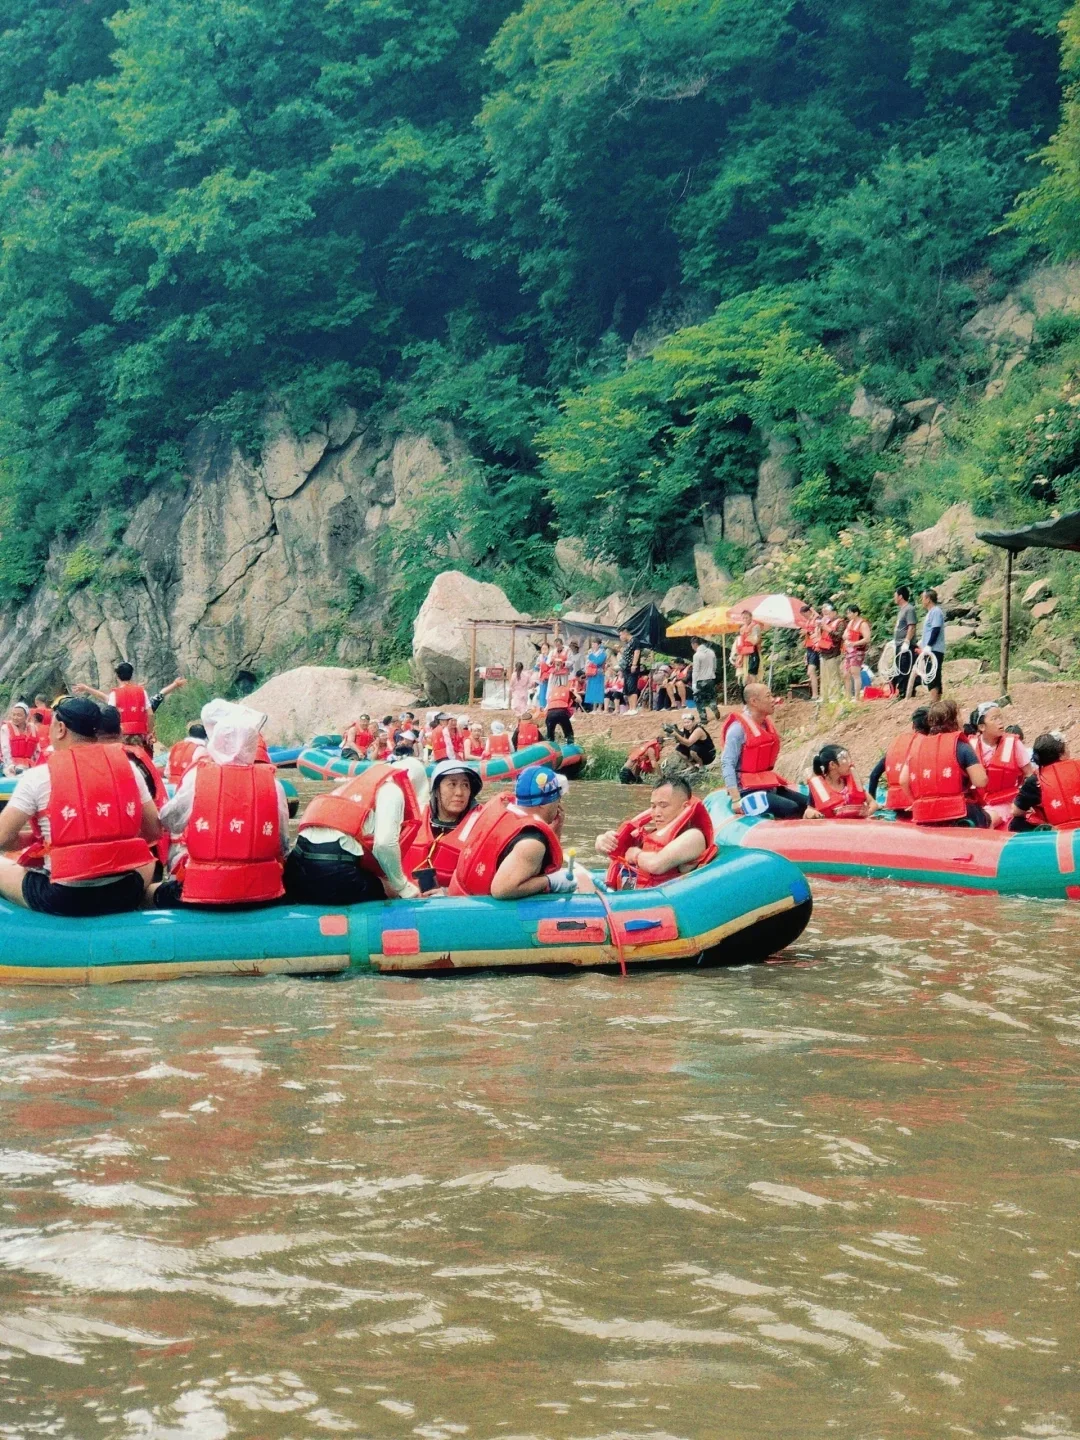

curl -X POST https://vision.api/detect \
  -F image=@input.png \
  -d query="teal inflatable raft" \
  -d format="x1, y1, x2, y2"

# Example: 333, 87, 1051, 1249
298, 740, 586, 785
706, 790, 1080, 902
0, 846, 811, 985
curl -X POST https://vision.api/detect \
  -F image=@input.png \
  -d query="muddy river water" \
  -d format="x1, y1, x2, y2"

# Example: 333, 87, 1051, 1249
1, 782, 1077, 1438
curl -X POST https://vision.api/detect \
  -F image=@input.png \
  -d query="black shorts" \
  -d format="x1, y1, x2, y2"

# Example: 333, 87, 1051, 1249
23, 868, 146, 917
805, 648, 820, 670
152, 878, 281, 911
283, 839, 384, 906
747, 652, 760, 676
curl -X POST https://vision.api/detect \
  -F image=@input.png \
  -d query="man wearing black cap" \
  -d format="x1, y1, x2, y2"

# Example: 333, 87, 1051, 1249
0, 696, 161, 915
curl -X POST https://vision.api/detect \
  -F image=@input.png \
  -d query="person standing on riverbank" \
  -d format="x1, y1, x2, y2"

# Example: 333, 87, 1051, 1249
618, 628, 642, 713
842, 605, 872, 701
892, 586, 918, 698
690, 637, 718, 721
816, 602, 843, 702
912, 589, 946, 700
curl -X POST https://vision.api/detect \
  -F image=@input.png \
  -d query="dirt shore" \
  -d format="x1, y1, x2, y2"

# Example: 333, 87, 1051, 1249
451, 679, 1080, 783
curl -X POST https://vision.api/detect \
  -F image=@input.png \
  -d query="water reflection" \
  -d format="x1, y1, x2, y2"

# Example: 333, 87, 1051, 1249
0, 783, 1077, 1438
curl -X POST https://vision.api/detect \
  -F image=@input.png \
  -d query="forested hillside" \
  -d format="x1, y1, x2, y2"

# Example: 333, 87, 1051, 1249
2, 0, 1079, 655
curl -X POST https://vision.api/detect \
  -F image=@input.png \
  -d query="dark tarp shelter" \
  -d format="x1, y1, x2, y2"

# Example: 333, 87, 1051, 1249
550, 603, 693, 660
977, 509, 1080, 688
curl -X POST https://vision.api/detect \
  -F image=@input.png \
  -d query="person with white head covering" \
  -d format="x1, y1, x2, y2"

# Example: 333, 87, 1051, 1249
1, 701, 38, 775
484, 719, 512, 758
152, 700, 288, 908
463, 719, 486, 760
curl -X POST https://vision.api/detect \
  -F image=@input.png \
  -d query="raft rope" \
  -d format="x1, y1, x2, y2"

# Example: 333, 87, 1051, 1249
581, 850, 629, 978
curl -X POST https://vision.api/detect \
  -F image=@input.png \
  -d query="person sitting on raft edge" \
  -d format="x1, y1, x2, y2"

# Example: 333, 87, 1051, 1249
807, 745, 878, 819
1009, 732, 1080, 832
448, 764, 594, 899
595, 777, 716, 889
0, 696, 160, 916
898, 698, 989, 827
720, 683, 817, 819
403, 759, 484, 894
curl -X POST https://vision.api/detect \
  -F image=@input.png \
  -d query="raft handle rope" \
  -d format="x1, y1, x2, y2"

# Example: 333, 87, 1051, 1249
579, 846, 629, 978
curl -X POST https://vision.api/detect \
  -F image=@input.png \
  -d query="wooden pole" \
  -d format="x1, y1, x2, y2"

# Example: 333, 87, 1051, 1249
468, 621, 478, 707
1000, 548, 1013, 692
722, 637, 728, 707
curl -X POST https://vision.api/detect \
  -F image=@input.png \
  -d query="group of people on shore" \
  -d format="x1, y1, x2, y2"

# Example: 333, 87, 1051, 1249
792, 586, 948, 705
509, 629, 717, 719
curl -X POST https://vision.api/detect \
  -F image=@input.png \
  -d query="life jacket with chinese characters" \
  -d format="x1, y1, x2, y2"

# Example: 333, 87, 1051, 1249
166, 738, 202, 784
907, 732, 969, 825
884, 732, 917, 812
734, 625, 758, 657
46, 747, 153, 883
604, 800, 716, 890
297, 763, 421, 880
485, 733, 512, 756
808, 772, 869, 819
1031, 759, 1080, 830
181, 763, 283, 904
448, 795, 563, 896
113, 682, 149, 737
122, 742, 169, 868
980, 733, 1026, 807
721, 712, 782, 789
515, 720, 541, 747
403, 809, 473, 889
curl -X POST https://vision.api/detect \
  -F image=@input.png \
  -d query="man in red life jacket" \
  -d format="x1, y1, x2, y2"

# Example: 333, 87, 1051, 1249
342, 714, 375, 759
97, 705, 171, 870
449, 764, 581, 899
898, 698, 989, 827
1010, 732, 1080, 831
152, 705, 288, 907
403, 760, 484, 893
286, 754, 423, 905
75, 664, 187, 753
596, 777, 716, 889
166, 723, 208, 784
545, 672, 575, 743
512, 711, 542, 749
620, 735, 664, 785
866, 706, 930, 817
721, 684, 813, 819
30, 696, 53, 753
0, 697, 159, 915
1, 702, 38, 775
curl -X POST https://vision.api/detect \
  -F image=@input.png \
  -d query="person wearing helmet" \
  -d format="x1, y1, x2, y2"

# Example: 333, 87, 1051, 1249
448, 764, 578, 899
404, 759, 483, 893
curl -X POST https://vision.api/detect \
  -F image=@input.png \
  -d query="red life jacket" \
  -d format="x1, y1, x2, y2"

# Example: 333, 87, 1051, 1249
4, 725, 37, 763
808, 772, 869, 819
721, 711, 782, 789
546, 681, 573, 713
980, 733, 1026, 807
254, 734, 272, 765
181, 763, 284, 904
463, 735, 486, 759
403, 808, 473, 888
884, 732, 917, 812
604, 801, 716, 890
734, 626, 758, 658
448, 795, 563, 896
485, 733, 512, 756
907, 732, 969, 825
352, 728, 374, 753
815, 619, 839, 654
298, 763, 421, 880
1032, 759, 1080, 830
46, 747, 154, 883
113, 682, 149, 736
30, 707, 52, 740
430, 727, 450, 762
122, 743, 169, 868
516, 720, 541, 747
628, 739, 661, 775
166, 738, 201, 784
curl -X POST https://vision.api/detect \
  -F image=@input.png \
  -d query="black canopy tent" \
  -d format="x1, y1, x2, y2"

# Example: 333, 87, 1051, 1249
977, 509, 1080, 689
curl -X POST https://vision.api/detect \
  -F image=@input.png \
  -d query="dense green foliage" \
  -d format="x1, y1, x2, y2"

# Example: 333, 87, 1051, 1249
0, 0, 1074, 610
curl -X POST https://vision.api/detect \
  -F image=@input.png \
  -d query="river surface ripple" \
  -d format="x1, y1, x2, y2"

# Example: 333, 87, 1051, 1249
0, 783, 1077, 1438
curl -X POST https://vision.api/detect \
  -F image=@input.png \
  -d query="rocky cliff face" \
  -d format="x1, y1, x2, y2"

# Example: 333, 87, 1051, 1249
0, 410, 452, 697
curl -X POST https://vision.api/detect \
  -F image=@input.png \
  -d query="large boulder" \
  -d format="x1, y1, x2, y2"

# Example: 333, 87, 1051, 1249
722, 493, 761, 547
910, 503, 980, 564
962, 261, 1080, 377
553, 537, 620, 590
412, 571, 530, 704
848, 386, 897, 453
661, 582, 703, 617
246, 665, 419, 744
753, 435, 798, 536
693, 546, 733, 606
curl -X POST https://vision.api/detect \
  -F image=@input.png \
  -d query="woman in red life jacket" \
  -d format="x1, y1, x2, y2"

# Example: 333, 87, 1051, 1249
512, 710, 542, 749
899, 698, 989, 827
463, 720, 486, 759
341, 714, 374, 759
403, 760, 483, 893
620, 736, 663, 785
151, 706, 288, 908
1009, 732, 1080, 831
29, 696, 54, 754
1, 702, 39, 775
544, 674, 575, 743
842, 604, 872, 701
596, 777, 716, 890
166, 723, 208, 784
0, 696, 159, 915
866, 706, 930, 817
807, 745, 878, 819
285, 758, 422, 905
484, 720, 512, 757
971, 702, 1034, 827
450, 764, 580, 899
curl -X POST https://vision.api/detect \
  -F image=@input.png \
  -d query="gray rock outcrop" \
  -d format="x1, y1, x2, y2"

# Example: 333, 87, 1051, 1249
412, 571, 530, 704
247, 665, 419, 744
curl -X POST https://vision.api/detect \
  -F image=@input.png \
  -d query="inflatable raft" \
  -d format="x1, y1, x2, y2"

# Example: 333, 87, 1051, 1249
0, 846, 811, 985
706, 791, 1080, 901
298, 741, 586, 784
267, 745, 302, 768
